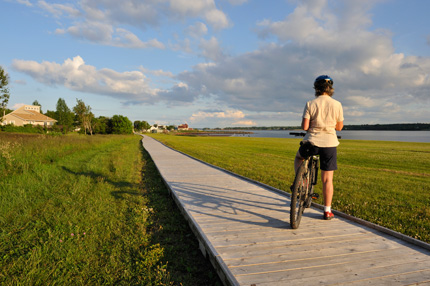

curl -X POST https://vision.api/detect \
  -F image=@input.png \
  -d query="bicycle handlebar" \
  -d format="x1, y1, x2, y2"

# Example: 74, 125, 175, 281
290, 132, 306, 137
289, 132, 341, 139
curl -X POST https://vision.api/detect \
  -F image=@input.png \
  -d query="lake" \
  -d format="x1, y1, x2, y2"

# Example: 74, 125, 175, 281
231, 130, 430, 143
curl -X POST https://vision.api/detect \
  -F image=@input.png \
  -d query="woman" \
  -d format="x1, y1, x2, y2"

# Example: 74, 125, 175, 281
294, 75, 344, 220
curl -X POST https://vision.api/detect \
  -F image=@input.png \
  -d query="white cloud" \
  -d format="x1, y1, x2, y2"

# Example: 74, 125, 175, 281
169, 37, 193, 53
66, 21, 113, 43
173, 0, 430, 123
34, 0, 229, 49
190, 109, 245, 121
113, 28, 165, 49
186, 22, 208, 38
11, 56, 160, 104
58, 20, 165, 49
199, 36, 225, 61
189, 109, 259, 127
168, 0, 229, 29
16, 0, 32, 7
140, 67, 174, 78
226, 0, 248, 5
204, 8, 230, 30
38, 0, 80, 18
12, 0, 430, 126
232, 120, 256, 126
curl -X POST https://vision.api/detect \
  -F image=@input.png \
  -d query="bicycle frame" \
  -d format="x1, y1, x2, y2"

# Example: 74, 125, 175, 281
290, 154, 319, 229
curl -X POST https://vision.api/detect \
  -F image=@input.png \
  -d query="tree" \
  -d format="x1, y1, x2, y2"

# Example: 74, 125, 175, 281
110, 115, 133, 134
93, 116, 111, 134
45, 110, 57, 120
133, 120, 141, 131
56, 98, 74, 132
167, 125, 176, 131
0, 66, 10, 122
73, 99, 94, 135
142, 121, 151, 130
133, 120, 151, 132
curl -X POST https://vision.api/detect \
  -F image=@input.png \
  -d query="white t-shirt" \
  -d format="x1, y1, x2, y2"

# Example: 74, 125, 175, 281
302, 95, 344, 147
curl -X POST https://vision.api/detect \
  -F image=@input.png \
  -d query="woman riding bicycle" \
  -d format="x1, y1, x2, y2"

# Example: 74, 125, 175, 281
294, 75, 344, 220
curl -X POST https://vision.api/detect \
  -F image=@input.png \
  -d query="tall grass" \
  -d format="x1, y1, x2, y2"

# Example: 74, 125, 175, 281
148, 134, 430, 243
0, 133, 220, 285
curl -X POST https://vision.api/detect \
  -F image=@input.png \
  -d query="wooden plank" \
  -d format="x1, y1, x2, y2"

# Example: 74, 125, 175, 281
230, 247, 423, 276
209, 227, 370, 248
236, 255, 430, 285
141, 135, 430, 286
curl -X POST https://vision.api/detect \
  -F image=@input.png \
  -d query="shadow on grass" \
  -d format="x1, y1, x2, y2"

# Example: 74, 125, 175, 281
60, 166, 142, 199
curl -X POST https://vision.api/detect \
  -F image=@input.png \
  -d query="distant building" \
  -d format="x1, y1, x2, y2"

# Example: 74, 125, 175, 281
149, 124, 167, 133
1, 105, 57, 127
178, 124, 189, 131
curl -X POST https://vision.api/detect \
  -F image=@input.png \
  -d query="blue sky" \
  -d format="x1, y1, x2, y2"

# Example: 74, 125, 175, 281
1, 0, 429, 128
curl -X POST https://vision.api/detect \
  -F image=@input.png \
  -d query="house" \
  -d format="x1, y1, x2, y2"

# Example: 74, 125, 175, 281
178, 124, 189, 131
1, 105, 57, 127
149, 124, 167, 133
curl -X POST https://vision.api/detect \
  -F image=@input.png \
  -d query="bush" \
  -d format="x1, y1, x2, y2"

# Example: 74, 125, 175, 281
0, 124, 46, 134
110, 115, 133, 134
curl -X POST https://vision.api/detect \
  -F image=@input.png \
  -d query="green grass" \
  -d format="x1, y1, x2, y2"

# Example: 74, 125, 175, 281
148, 134, 430, 243
0, 133, 220, 285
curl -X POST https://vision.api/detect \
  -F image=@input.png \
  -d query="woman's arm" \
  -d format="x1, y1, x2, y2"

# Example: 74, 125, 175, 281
301, 118, 310, 131
336, 121, 344, 131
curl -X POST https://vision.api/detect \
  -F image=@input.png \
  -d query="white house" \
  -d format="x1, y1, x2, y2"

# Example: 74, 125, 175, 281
2, 105, 57, 127
149, 125, 167, 133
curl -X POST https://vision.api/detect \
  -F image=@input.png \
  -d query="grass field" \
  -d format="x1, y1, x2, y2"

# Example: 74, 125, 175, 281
147, 134, 430, 244
0, 133, 220, 285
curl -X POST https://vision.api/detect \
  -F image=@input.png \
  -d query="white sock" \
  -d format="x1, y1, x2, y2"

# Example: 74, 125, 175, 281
324, 206, 331, 213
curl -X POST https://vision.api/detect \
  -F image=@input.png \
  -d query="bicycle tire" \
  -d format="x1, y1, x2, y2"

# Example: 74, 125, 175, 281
290, 161, 310, 229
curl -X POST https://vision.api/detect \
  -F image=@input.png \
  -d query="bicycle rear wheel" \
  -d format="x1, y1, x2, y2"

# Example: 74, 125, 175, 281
290, 162, 310, 229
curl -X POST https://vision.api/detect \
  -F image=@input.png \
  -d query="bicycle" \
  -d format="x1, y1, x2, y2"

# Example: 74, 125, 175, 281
289, 136, 319, 229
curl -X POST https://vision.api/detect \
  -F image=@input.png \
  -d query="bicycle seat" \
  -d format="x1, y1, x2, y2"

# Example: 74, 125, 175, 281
299, 141, 319, 158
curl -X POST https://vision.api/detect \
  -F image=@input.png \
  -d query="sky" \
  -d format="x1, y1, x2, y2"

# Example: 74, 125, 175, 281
1, 0, 429, 128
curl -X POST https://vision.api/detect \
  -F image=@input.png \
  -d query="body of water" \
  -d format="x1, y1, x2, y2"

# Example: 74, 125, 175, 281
231, 130, 430, 143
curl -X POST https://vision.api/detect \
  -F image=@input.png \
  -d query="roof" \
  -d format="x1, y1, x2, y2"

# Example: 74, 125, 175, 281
10, 110, 56, 122
5, 105, 57, 123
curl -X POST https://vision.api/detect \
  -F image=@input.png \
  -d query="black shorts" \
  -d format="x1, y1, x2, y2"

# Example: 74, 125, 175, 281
299, 142, 338, 171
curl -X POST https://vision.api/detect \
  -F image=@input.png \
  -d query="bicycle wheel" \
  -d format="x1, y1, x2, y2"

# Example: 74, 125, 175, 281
290, 161, 310, 229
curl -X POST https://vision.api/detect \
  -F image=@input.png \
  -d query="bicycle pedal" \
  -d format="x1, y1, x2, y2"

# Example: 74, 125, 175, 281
312, 193, 319, 200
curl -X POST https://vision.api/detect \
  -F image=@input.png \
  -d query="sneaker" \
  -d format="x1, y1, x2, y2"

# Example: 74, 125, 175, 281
324, 211, 334, 220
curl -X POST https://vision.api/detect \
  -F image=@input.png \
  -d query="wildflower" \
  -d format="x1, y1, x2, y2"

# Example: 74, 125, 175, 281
71, 233, 74, 236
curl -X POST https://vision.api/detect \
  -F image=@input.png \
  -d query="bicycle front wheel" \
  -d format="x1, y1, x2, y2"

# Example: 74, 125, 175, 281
290, 162, 310, 229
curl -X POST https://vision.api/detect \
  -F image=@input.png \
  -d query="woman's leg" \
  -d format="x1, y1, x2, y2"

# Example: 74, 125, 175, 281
294, 150, 304, 174
321, 170, 334, 207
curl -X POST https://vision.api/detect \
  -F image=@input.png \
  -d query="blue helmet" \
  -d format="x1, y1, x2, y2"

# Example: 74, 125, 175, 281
314, 75, 333, 87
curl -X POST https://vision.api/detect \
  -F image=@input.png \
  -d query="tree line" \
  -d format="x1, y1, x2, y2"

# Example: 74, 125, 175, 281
0, 65, 151, 135
44, 98, 138, 135
223, 123, 430, 131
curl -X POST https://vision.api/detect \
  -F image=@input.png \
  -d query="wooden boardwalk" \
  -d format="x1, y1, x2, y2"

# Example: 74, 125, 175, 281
141, 135, 430, 286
